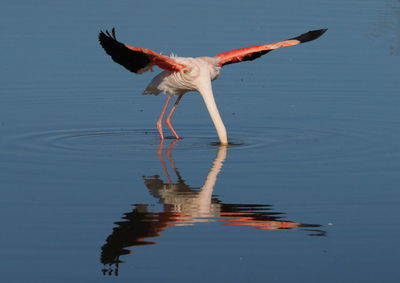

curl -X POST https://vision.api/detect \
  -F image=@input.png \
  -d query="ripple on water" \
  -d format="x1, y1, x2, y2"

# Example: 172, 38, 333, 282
1, 126, 265, 156
0, 122, 396, 166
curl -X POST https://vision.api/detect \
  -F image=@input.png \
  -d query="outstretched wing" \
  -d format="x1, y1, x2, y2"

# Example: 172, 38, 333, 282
215, 29, 327, 67
98, 28, 186, 74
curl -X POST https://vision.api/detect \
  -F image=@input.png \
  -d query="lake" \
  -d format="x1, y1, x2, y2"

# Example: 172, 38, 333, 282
1, 0, 399, 282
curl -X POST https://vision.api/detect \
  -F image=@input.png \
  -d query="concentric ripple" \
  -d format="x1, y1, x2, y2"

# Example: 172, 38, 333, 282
1, 120, 397, 167
1, 125, 266, 156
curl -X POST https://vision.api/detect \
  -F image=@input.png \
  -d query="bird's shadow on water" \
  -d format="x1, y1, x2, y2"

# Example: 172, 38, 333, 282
100, 140, 326, 276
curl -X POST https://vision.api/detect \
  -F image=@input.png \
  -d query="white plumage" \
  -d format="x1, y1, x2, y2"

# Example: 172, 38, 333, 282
143, 57, 221, 95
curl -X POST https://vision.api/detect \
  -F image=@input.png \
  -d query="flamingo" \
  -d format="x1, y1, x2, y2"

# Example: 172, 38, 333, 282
98, 28, 327, 145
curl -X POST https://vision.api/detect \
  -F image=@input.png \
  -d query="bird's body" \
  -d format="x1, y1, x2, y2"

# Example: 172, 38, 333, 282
143, 56, 220, 95
99, 28, 327, 145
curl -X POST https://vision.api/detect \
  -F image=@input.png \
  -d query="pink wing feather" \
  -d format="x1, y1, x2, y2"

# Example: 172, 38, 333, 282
99, 28, 186, 74
215, 29, 327, 67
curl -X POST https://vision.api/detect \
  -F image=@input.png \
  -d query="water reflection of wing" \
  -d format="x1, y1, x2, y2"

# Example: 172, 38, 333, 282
101, 143, 325, 275
219, 204, 325, 236
101, 204, 181, 273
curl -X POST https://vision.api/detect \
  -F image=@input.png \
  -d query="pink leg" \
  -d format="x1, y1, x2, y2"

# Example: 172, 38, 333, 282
157, 96, 172, 141
165, 95, 183, 139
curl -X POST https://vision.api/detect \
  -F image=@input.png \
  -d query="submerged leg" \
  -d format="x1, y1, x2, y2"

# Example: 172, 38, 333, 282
157, 96, 172, 141
165, 94, 183, 139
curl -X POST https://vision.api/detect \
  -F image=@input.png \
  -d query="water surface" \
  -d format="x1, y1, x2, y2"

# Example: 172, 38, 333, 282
1, 0, 400, 282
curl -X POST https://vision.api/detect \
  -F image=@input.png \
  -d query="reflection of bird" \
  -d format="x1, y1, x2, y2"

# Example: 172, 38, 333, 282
100, 143, 325, 275
98, 28, 327, 145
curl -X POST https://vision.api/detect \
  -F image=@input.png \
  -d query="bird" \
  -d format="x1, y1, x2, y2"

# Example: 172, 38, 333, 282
98, 28, 327, 145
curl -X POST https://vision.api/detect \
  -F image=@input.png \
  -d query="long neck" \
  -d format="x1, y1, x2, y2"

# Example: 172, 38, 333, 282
198, 80, 228, 145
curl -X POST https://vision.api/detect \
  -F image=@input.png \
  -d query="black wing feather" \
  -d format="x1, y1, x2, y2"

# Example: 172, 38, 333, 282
249, 30, 327, 61
289, 29, 327, 43
219, 29, 327, 67
98, 29, 150, 73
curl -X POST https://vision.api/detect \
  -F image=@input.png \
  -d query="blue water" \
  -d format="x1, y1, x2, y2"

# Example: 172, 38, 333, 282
1, 0, 400, 282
